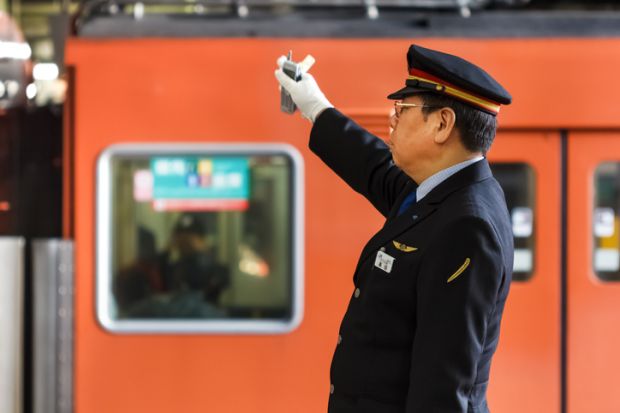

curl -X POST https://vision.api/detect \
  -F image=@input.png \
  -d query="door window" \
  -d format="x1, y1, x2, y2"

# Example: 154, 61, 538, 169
491, 163, 536, 281
593, 162, 620, 281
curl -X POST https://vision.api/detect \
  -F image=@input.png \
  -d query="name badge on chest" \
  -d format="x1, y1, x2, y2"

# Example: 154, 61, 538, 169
374, 250, 395, 274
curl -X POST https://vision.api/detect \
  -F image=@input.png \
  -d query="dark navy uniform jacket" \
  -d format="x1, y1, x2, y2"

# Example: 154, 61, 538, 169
310, 108, 513, 413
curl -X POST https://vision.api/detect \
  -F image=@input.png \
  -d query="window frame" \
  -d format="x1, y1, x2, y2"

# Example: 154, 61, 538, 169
96, 143, 304, 334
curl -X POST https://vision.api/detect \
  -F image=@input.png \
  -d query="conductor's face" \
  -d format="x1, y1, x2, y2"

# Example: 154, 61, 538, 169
388, 95, 438, 182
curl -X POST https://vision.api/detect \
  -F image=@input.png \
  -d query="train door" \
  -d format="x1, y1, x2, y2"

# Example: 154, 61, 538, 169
568, 133, 620, 413
486, 132, 562, 413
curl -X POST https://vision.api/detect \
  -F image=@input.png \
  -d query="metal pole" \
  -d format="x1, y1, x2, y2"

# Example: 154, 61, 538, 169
32, 239, 74, 413
0, 237, 25, 413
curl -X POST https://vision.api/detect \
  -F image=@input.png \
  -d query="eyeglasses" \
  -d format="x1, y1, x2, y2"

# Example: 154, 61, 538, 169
393, 101, 438, 119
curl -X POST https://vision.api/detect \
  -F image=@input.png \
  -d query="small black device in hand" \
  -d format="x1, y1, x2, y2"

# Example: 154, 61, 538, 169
280, 51, 302, 114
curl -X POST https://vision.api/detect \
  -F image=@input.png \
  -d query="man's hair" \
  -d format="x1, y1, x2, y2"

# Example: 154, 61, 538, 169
419, 93, 497, 155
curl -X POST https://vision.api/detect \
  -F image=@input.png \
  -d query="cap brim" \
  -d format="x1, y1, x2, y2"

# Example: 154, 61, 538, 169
387, 86, 429, 100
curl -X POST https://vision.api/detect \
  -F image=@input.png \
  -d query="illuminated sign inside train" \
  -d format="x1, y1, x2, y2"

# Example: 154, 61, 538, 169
137, 157, 250, 211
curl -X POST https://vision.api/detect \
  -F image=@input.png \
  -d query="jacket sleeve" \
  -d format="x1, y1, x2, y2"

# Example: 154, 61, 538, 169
309, 108, 412, 217
406, 217, 505, 412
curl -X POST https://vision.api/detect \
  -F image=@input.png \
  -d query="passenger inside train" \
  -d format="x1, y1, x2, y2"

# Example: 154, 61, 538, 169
114, 214, 230, 318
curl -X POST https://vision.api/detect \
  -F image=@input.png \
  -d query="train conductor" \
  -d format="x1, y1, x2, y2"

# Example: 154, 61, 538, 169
275, 44, 514, 413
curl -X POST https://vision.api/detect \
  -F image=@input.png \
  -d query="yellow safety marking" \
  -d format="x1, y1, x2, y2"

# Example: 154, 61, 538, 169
600, 217, 619, 249
447, 258, 471, 283
407, 75, 501, 114
392, 241, 418, 252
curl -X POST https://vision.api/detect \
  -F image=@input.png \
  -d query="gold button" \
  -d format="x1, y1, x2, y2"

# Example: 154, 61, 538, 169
338, 335, 342, 345
354, 288, 361, 298
330, 384, 335, 394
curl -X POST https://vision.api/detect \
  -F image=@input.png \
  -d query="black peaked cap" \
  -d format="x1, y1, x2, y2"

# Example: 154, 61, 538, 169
388, 44, 512, 114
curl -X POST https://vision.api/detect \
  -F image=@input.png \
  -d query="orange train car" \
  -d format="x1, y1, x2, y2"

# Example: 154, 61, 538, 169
63, 8, 620, 413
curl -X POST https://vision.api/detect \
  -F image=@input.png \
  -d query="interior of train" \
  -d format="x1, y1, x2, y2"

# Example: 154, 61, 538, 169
106, 151, 295, 321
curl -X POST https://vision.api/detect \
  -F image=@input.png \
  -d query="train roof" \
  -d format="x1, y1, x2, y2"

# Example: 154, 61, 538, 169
74, 9, 620, 38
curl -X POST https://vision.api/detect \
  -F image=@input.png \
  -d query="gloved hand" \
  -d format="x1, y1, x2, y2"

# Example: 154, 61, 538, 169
275, 55, 334, 123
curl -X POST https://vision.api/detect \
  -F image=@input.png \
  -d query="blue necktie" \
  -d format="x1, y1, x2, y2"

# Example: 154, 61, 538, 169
397, 191, 417, 216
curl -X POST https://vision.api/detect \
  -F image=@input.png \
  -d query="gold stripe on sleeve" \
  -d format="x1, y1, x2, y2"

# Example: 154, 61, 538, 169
447, 258, 471, 283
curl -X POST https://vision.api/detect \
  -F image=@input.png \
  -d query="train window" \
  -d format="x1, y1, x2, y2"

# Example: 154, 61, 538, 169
96, 144, 304, 333
593, 163, 620, 281
490, 163, 536, 282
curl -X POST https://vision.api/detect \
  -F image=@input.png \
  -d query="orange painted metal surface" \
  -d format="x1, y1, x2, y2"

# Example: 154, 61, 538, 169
486, 132, 561, 413
64, 38, 620, 412
568, 133, 620, 413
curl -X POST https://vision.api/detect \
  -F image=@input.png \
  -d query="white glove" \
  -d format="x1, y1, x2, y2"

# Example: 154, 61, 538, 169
274, 56, 333, 123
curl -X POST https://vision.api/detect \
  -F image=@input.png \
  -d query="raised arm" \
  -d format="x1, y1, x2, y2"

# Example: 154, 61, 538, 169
275, 58, 412, 216
309, 108, 411, 217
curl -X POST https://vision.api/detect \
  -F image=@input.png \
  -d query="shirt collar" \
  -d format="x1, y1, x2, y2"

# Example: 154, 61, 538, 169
416, 156, 484, 202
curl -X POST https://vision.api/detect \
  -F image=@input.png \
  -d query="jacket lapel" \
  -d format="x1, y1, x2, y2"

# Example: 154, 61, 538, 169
354, 159, 493, 277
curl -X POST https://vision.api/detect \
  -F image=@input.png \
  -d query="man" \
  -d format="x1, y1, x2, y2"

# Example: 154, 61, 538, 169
275, 44, 514, 413
161, 214, 230, 304
114, 215, 230, 318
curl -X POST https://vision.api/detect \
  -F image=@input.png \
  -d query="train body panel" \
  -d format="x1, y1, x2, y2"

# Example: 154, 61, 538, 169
484, 131, 562, 413
568, 133, 620, 413
64, 38, 620, 412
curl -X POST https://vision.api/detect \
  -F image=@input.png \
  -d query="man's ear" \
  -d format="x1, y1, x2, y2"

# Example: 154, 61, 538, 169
433, 107, 456, 144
